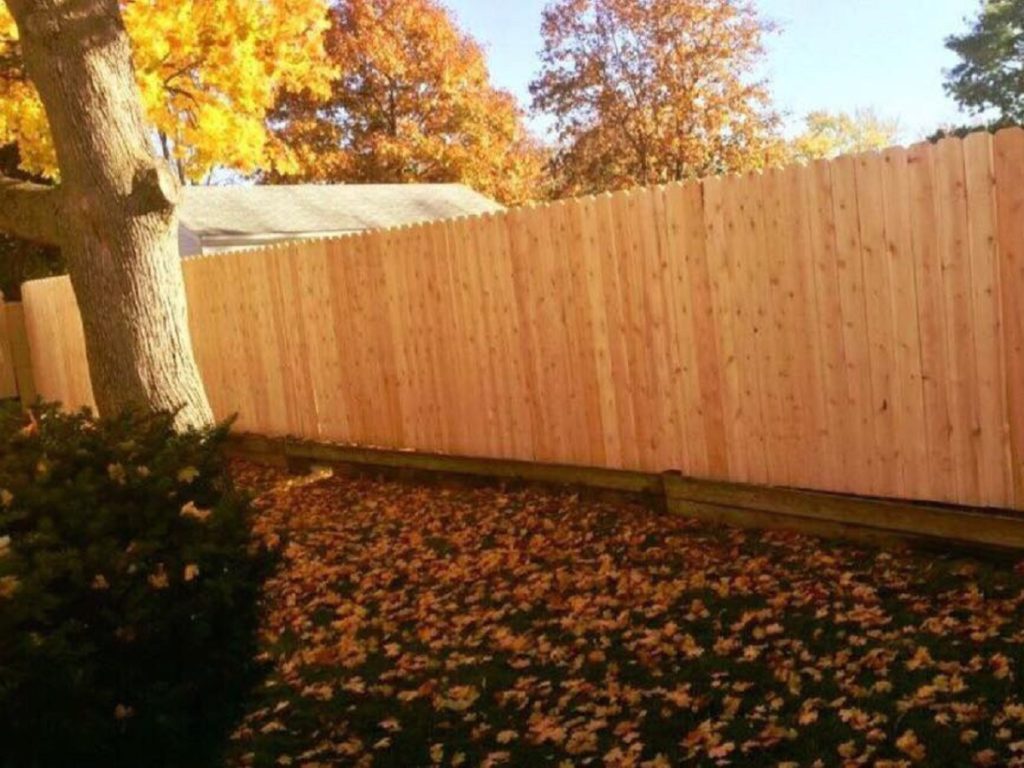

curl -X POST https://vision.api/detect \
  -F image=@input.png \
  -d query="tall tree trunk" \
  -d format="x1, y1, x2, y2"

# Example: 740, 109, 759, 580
0, 0, 213, 430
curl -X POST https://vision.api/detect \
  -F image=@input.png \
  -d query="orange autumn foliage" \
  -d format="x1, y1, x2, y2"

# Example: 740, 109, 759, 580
229, 459, 1024, 767
267, 0, 546, 205
530, 0, 784, 196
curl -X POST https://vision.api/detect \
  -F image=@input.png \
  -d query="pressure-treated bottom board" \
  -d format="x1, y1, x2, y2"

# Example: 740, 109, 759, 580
228, 434, 1024, 556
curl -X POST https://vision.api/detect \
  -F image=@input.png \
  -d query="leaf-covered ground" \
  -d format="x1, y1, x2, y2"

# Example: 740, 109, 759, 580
229, 461, 1024, 768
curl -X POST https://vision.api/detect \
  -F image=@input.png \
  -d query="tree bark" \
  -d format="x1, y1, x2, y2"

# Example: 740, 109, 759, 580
3, 0, 213, 430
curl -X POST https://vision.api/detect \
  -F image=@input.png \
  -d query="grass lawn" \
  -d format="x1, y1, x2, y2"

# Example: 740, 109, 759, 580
228, 461, 1024, 768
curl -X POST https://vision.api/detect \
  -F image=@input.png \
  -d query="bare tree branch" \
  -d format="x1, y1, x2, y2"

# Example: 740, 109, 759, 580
0, 174, 62, 245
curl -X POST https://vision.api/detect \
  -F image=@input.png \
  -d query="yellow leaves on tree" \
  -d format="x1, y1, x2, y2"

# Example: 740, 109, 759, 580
0, 0, 335, 181
0, 11, 49, 174
268, 0, 545, 206
787, 108, 902, 162
530, 0, 783, 197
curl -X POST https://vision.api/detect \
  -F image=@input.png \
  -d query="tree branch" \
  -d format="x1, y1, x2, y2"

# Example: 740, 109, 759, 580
0, 174, 62, 245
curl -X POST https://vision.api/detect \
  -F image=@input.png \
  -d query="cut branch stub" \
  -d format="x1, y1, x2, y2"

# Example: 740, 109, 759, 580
0, 174, 62, 245
131, 163, 180, 214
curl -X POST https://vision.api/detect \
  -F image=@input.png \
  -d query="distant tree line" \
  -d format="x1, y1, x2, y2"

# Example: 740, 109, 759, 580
2, 0, 1024, 295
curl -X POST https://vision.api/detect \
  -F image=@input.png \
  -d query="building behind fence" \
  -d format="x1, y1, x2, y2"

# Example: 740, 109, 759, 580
11, 129, 1024, 512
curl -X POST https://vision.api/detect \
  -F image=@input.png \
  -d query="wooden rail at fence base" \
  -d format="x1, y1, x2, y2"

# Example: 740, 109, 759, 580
228, 435, 1024, 557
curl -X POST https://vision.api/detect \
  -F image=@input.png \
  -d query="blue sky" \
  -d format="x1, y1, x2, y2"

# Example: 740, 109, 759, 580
446, 0, 982, 142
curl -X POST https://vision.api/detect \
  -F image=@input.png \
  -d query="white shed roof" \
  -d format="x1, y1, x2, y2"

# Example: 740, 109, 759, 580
179, 183, 503, 249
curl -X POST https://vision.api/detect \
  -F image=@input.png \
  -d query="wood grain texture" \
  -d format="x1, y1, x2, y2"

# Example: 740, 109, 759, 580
0, 293, 18, 399
994, 128, 1024, 505
3, 303, 37, 405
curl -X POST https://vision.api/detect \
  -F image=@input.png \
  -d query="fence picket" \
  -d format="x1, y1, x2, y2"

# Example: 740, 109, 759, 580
785, 163, 828, 490
963, 133, 1012, 507
879, 147, 929, 500
701, 176, 748, 481
934, 138, 983, 505
657, 184, 701, 475
907, 141, 957, 502
597, 193, 641, 469
804, 160, 849, 492
0, 293, 15, 400
831, 154, 878, 494
675, 181, 728, 478
578, 195, 620, 466
726, 172, 769, 485
994, 128, 1024, 504
855, 151, 900, 497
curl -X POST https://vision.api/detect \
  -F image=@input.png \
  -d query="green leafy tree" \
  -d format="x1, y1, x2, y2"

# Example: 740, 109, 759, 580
927, 115, 1023, 143
945, 0, 1024, 122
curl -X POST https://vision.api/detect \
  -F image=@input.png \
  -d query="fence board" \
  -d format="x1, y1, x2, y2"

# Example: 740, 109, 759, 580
803, 159, 848, 493
546, 201, 587, 465
595, 193, 641, 470
761, 168, 800, 487
935, 137, 983, 505
2, 303, 36, 405
994, 128, 1024, 504
676, 181, 726, 481
658, 184, 703, 476
414, 223, 443, 451
293, 240, 345, 442
907, 141, 957, 502
831, 154, 877, 493
578, 195, 620, 467
479, 215, 505, 456
324, 236, 360, 442
517, 205, 560, 462
637, 189, 679, 470
855, 152, 900, 497
275, 245, 319, 438
613, 191, 657, 470
0, 294, 17, 399
205, 257, 232, 420
22, 277, 93, 412
725, 172, 769, 485
701, 176, 747, 482
962, 133, 1013, 508
879, 147, 929, 501
506, 206, 545, 462
18, 129, 1024, 512
785, 163, 828, 491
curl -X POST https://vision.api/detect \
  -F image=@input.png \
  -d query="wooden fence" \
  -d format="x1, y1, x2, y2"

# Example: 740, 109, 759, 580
0, 293, 18, 399
18, 129, 1024, 511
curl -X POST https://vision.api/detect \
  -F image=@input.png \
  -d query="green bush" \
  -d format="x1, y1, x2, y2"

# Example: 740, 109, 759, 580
0, 404, 271, 768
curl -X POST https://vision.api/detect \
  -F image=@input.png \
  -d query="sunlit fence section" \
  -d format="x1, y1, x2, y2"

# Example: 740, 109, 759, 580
18, 129, 1024, 511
